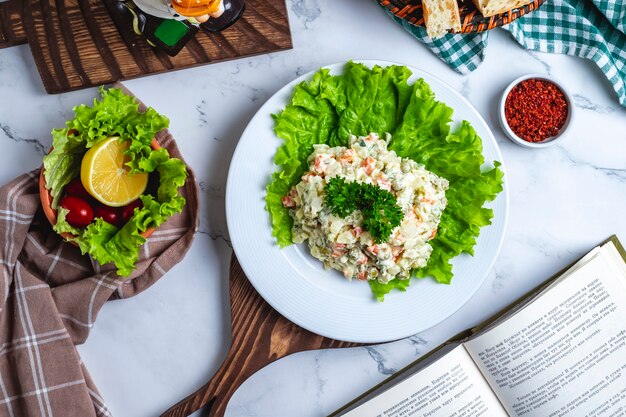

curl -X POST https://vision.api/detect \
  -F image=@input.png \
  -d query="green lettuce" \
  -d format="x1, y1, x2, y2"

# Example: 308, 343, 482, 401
43, 87, 187, 277
43, 130, 85, 208
267, 62, 504, 301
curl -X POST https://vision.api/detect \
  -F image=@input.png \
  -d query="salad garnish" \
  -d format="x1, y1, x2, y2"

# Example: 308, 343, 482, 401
325, 177, 403, 244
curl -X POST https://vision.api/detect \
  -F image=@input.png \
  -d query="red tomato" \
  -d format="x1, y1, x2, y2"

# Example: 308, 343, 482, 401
94, 204, 121, 226
121, 200, 143, 223
64, 178, 91, 200
60, 196, 94, 228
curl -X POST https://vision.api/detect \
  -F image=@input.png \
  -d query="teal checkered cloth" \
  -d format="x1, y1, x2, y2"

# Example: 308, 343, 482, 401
381, 0, 626, 106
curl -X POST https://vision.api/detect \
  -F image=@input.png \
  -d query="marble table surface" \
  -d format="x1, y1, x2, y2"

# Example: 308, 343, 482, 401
1, 0, 625, 416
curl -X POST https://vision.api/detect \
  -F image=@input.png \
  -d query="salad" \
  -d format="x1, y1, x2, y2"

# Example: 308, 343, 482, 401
284, 133, 449, 284
43, 87, 187, 277
266, 62, 504, 301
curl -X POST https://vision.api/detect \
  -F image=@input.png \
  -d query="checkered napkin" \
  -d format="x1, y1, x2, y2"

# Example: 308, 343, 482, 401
0, 91, 199, 416
379, 0, 626, 106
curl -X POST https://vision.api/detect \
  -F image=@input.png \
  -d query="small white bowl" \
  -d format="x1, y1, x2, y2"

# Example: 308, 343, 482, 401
499, 74, 574, 148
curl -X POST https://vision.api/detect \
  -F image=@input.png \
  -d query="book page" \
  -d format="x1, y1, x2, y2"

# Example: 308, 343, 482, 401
465, 243, 626, 417
474, 246, 607, 334
341, 345, 507, 417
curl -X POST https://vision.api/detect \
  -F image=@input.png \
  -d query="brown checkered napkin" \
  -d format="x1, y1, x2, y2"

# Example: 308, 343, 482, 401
0, 92, 199, 416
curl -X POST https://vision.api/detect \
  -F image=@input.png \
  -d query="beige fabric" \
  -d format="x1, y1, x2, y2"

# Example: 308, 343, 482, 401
0, 89, 199, 416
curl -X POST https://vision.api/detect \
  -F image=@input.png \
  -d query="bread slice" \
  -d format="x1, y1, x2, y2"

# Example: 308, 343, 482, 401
422, 0, 462, 39
471, 0, 533, 17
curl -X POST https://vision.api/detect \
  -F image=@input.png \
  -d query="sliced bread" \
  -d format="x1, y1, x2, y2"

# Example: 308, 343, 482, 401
422, 0, 462, 39
471, 0, 534, 17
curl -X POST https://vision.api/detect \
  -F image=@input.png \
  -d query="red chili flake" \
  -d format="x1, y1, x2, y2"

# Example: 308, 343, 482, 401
504, 79, 568, 143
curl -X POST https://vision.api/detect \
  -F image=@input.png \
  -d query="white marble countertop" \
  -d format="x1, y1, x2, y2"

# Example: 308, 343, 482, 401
1, 0, 625, 416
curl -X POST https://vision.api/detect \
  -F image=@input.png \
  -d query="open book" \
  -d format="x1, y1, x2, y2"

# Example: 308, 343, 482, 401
331, 236, 626, 417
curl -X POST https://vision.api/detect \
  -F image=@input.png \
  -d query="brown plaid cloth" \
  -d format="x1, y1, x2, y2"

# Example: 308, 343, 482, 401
0, 89, 199, 416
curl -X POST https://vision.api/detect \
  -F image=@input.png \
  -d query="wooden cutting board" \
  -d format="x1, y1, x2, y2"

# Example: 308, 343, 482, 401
0, 0, 292, 93
160, 255, 363, 417
0, 0, 25, 48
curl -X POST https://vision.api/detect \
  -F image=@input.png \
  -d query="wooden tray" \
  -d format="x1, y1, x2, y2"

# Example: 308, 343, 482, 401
378, 0, 546, 33
160, 255, 363, 417
0, 0, 292, 93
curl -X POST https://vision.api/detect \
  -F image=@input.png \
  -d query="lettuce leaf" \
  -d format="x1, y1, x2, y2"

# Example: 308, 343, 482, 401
266, 69, 343, 247
268, 62, 504, 300
337, 62, 413, 143
53, 207, 83, 236
43, 129, 85, 208
44, 87, 187, 277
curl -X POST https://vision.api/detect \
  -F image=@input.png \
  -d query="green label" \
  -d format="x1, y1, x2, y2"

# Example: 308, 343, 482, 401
154, 19, 189, 47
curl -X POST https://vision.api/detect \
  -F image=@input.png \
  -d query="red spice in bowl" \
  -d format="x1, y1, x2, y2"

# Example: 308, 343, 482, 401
504, 79, 569, 143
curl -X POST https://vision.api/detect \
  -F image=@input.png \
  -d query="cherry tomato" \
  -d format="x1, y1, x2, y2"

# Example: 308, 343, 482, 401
121, 200, 143, 224
64, 178, 91, 200
94, 204, 121, 226
60, 196, 94, 228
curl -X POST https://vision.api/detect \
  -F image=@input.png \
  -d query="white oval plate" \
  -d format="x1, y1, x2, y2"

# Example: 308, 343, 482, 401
226, 61, 508, 343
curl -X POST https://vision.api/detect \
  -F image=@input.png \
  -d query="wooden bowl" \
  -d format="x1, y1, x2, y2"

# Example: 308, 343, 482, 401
39, 137, 160, 242
377, 0, 546, 34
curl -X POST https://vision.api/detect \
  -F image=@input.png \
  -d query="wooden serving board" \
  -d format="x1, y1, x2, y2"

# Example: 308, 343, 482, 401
0, 0, 292, 94
160, 255, 363, 417
0, 0, 25, 48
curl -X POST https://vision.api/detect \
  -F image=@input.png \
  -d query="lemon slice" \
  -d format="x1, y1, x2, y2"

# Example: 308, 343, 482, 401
81, 137, 148, 207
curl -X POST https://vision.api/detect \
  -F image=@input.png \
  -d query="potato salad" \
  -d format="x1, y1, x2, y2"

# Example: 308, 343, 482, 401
282, 133, 449, 284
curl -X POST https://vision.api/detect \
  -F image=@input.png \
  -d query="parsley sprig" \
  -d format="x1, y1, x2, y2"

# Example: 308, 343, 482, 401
324, 177, 404, 243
